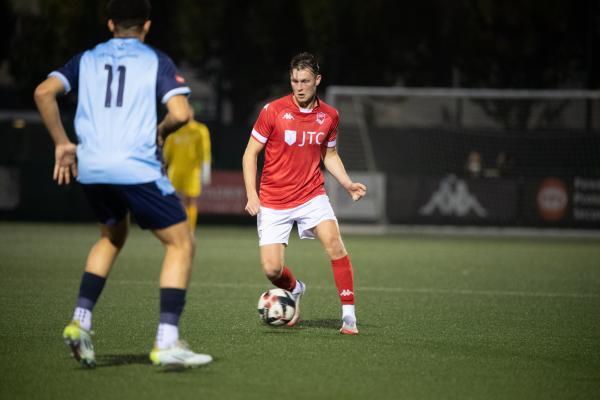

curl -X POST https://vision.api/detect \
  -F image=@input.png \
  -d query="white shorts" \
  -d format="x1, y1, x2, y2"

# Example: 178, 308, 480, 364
257, 195, 337, 246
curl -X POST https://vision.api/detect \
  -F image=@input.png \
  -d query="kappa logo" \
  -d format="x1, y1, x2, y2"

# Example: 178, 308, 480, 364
282, 112, 294, 120
316, 112, 326, 125
339, 289, 354, 297
419, 175, 487, 217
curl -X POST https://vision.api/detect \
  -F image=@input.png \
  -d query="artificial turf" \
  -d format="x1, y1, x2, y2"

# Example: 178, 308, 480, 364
0, 222, 598, 399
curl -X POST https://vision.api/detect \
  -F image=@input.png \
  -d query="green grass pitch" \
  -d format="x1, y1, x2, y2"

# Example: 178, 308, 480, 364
0, 222, 599, 399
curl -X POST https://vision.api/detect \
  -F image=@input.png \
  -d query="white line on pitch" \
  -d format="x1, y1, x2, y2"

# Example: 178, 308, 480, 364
106, 280, 599, 299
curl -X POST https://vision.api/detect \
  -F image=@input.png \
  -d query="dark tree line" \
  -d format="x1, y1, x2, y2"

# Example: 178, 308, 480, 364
1, 0, 598, 123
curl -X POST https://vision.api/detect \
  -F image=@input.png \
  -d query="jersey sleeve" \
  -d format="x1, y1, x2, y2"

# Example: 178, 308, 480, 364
251, 104, 275, 144
155, 52, 191, 104
48, 53, 83, 94
325, 110, 339, 148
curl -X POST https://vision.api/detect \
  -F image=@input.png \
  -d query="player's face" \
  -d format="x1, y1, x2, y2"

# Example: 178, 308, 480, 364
290, 68, 321, 108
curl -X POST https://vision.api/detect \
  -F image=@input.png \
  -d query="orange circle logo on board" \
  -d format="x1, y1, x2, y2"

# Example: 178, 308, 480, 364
537, 178, 568, 221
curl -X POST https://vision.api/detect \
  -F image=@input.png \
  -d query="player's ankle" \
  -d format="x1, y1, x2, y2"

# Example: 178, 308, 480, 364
342, 304, 356, 323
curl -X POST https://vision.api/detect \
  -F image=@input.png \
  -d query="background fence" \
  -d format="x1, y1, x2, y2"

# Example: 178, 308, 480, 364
1, 88, 599, 229
325, 87, 600, 229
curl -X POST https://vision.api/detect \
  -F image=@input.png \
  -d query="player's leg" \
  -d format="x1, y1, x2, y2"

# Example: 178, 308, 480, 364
260, 243, 299, 291
258, 207, 305, 326
72, 217, 129, 330
152, 221, 194, 344
314, 220, 358, 335
64, 184, 130, 367
296, 195, 357, 334
260, 243, 305, 326
181, 195, 198, 233
126, 180, 211, 367
150, 221, 211, 367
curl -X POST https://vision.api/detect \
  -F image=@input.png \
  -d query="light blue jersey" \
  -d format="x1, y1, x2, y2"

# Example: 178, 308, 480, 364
49, 38, 190, 186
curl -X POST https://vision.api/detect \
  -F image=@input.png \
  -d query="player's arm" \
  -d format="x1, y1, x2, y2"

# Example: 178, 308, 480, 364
322, 147, 367, 201
158, 95, 190, 142
242, 137, 265, 216
162, 135, 172, 166
34, 76, 77, 185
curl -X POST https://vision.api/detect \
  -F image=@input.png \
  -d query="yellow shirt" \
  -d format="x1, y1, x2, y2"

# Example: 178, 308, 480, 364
163, 120, 212, 197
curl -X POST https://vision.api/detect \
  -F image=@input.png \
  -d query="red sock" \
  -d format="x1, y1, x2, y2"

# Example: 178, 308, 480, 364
269, 266, 297, 292
331, 255, 355, 305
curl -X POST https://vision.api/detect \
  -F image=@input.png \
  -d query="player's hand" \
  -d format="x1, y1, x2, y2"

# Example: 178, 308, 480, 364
53, 142, 78, 185
347, 182, 367, 202
245, 194, 261, 216
202, 163, 211, 186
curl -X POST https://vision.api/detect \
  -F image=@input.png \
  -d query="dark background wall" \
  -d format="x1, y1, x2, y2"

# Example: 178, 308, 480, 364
0, 0, 598, 226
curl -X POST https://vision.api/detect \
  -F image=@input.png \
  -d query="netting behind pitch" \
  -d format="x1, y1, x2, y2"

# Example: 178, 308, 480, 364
325, 88, 600, 228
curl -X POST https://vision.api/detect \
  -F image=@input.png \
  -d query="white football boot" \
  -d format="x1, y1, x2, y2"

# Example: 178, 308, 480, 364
63, 320, 96, 367
287, 280, 305, 327
150, 340, 213, 368
340, 316, 359, 335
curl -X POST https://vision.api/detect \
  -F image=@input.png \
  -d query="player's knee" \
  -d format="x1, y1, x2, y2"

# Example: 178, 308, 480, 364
102, 224, 128, 250
108, 235, 127, 250
178, 233, 195, 257
323, 236, 346, 259
261, 259, 283, 279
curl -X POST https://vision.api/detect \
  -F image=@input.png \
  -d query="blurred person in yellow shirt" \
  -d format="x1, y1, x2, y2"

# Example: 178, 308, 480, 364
163, 103, 212, 232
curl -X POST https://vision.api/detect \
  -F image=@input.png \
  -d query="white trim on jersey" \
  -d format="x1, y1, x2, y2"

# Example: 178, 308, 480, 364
251, 129, 268, 144
298, 106, 313, 113
326, 139, 337, 148
48, 71, 72, 94
161, 86, 191, 104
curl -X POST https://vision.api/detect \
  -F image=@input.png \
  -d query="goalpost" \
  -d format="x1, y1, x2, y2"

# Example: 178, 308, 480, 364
324, 86, 600, 229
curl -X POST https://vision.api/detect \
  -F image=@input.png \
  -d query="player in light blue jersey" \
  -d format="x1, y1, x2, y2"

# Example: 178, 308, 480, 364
34, 0, 212, 369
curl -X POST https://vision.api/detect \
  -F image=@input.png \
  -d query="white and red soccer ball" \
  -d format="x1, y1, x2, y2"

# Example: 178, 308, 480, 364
257, 288, 296, 326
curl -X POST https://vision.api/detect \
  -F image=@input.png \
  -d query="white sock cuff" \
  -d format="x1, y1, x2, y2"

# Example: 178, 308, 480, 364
342, 304, 356, 322
156, 323, 179, 350
73, 307, 92, 331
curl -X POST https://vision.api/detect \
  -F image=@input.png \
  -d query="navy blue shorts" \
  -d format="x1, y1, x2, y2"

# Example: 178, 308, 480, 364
81, 181, 187, 230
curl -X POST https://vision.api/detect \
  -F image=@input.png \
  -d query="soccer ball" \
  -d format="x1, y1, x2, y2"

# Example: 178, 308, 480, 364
257, 288, 296, 326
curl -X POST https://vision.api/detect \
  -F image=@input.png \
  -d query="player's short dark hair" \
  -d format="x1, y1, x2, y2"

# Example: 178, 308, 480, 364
107, 0, 151, 29
290, 52, 320, 76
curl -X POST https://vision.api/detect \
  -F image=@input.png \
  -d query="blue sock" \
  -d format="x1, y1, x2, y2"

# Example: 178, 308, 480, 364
72, 272, 106, 330
156, 288, 186, 348
159, 288, 186, 326
76, 272, 106, 311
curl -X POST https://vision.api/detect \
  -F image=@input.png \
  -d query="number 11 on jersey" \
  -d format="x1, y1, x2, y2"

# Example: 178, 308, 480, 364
104, 64, 126, 108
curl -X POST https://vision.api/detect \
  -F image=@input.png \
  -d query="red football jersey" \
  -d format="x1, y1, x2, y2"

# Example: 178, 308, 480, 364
251, 94, 339, 209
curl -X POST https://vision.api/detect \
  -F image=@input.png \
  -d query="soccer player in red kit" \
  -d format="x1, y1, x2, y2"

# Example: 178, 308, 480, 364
242, 52, 367, 334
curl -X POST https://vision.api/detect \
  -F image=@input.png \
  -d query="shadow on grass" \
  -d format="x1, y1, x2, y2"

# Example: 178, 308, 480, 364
298, 319, 340, 329
94, 353, 215, 373
261, 328, 299, 334
95, 353, 150, 368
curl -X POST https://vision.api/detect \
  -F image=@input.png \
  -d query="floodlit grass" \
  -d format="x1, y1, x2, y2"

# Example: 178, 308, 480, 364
0, 222, 599, 399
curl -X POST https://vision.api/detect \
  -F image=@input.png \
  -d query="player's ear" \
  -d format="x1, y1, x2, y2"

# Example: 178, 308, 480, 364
315, 74, 322, 87
143, 20, 152, 34
107, 19, 115, 33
